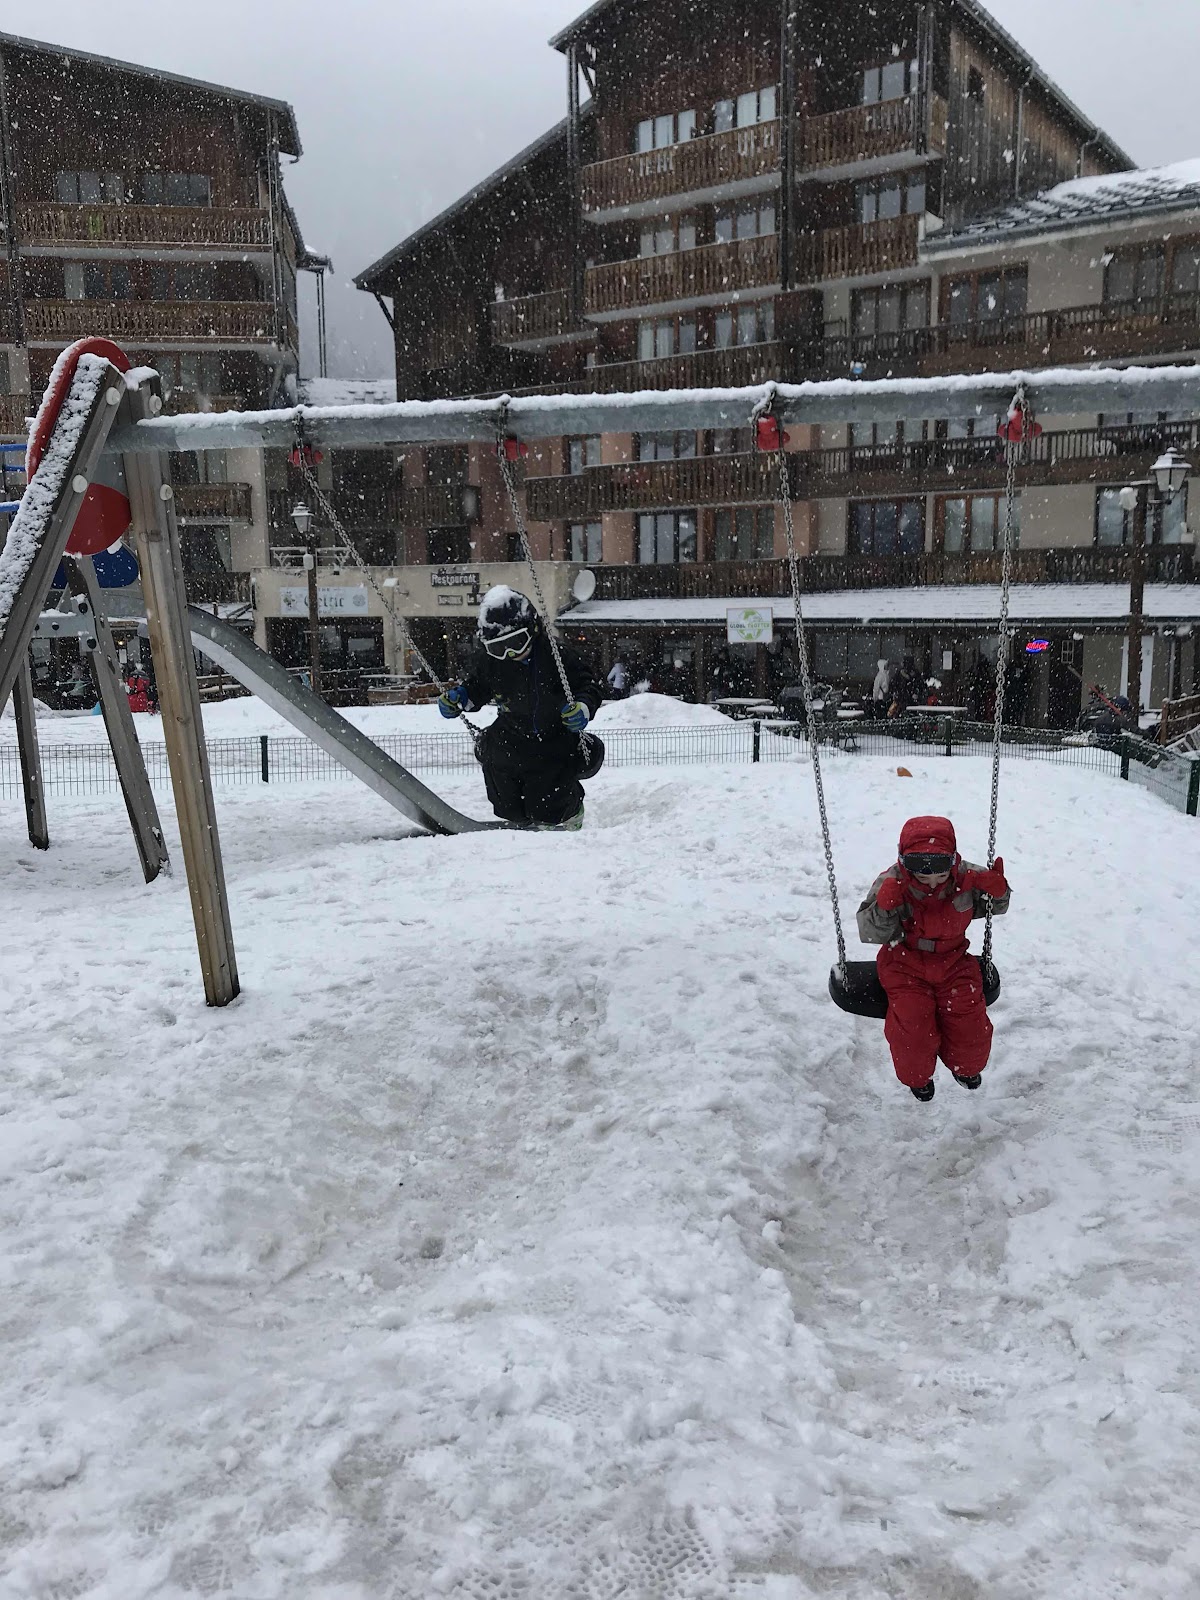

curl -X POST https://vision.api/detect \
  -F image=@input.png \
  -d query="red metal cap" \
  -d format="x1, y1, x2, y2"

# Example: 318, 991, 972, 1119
755, 416, 789, 452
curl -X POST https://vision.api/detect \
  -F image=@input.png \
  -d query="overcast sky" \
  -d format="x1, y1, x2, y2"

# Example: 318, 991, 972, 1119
26, 0, 1200, 378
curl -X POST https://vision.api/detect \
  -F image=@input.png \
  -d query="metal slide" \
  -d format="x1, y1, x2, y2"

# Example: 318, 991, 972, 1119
187, 608, 498, 836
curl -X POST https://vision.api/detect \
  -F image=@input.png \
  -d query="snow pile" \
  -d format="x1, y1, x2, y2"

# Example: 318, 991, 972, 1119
2, 756, 1199, 1595
594, 691, 731, 728
0, 353, 108, 634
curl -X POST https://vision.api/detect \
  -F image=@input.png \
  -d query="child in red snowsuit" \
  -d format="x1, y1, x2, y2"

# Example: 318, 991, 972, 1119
857, 816, 1010, 1101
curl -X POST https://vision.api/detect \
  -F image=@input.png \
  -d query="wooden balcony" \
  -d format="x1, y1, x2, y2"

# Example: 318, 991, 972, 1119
182, 570, 252, 607
527, 421, 1200, 521
25, 299, 282, 346
797, 94, 947, 176
174, 482, 253, 522
490, 288, 592, 350
16, 202, 271, 252
399, 482, 477, 527
161, 391, 246, 416
0, 393, 30, 438
794, 214, 920, 284
581, 120, 781, 219
589, 341, 784, 394
586, 234, 780, 319
589, 545, 1196, 603
813, 292, 1200, 377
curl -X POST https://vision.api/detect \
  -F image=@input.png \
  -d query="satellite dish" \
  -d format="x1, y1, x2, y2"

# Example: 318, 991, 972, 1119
572, 568, 597, 603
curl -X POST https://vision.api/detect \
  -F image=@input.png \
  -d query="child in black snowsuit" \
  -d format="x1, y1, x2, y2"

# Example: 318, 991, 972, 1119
438, 587, 604, 829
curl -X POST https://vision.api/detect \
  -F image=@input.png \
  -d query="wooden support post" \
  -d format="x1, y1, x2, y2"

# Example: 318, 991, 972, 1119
1128, 488, 1147, 712
66, 555, 169, 883
122, 376, 239, 1006
13, 654, 48, 849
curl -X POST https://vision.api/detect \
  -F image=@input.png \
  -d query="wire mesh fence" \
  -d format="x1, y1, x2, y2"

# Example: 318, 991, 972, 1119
2, 716, 1197, 817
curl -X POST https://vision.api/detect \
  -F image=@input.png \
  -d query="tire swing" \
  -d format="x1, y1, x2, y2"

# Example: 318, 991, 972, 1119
753, 385, 1029, 1019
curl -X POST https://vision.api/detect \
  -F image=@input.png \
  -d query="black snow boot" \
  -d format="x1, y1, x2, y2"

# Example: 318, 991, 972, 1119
910, 1081, 936, 1102
952, 1072, 983, 1091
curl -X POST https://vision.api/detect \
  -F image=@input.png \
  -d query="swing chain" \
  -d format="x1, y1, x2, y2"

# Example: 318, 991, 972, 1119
494, 415, 577, 709
767, 402, 848, 971
980, 385, 1025, 974
291, 433, 483, 744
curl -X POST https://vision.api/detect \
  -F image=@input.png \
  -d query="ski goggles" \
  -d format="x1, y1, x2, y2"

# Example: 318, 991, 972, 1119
902, 852, 955, 876
481, 626, 532, 660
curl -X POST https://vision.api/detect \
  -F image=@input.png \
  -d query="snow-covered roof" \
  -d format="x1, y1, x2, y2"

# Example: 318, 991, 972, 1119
0, 31, 301, 155
926, 159, 1200, 254
560, 584, 1200, 628
299, 378, 398, 409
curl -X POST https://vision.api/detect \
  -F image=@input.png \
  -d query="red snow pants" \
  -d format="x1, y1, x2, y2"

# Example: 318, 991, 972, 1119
877, 943, 992, 1088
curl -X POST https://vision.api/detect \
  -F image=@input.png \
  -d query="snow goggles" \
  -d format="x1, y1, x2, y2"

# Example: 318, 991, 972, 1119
481, 626, 532, 660
902, 852, 954, 876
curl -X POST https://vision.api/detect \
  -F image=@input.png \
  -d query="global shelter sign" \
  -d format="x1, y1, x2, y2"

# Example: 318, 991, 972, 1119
726, 606, 774, 646
279, 586, 370, 619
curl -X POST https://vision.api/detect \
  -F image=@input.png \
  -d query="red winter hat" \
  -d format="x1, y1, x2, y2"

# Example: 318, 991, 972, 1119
898, 815, 957, 857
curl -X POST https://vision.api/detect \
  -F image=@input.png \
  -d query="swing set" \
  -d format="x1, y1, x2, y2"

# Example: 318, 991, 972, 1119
1, 344, 1194, 1008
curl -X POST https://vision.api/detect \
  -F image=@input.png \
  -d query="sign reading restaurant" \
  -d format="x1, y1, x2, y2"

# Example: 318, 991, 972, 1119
430, 569, 479, 588
279, 586, 370, 618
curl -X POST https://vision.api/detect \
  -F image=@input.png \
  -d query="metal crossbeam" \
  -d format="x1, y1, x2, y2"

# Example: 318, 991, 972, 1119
104, 366, 1200, 455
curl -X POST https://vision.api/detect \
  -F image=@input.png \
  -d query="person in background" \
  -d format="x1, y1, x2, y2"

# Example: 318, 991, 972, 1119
606, 657, 629, 699
437, 586, 604, 830
124, 662, 155, 715
872, 658, 893, 718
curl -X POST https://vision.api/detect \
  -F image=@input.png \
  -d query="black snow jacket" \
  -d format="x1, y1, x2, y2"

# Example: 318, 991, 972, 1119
460, 636, 604, 742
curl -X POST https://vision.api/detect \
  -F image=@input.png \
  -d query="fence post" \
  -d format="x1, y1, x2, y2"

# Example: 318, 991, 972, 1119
1187, 756, 1200, 818
1120, 736, 1131, 782
942, 716, 953, 757
752, 719, 761, 763
260, 734, 270, 784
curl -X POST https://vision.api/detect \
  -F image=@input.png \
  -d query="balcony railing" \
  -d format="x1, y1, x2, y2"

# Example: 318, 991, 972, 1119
581, 120, 781, 216
16, 202, 271, 251
586, 234, 780, 318
590, 341, 784, 394
794, 214, 921, 284
161, 391, 246, 416
399, 483, 476, 527
797, 93, 947, 174
25, 300, 280, 345
183, 570, 252, 607
528, 421, 1200, 520
0, 394, 30, 437
491, 288, 590, 348
588, 545, 1196, 602
174, 482, 253, 522
269, 544, 357, 570
814, 293, 1200, 377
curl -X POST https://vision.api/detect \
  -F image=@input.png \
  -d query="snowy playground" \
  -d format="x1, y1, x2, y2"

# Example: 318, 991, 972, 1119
3, 716, 1199, 1600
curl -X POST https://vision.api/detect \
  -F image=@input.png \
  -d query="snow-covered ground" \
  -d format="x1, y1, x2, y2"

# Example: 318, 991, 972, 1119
2, 752, 1199, 1599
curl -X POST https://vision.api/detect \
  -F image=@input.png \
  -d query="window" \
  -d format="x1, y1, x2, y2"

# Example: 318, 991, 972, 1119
634, 110, 696, 153
1104, 245, 1165, 306
715, 200, 776, 244
710, 428, 754, 455
570, 522, 603, 562
638, 316, 696, 361
139, 172, 212, 207
635, 431, 697, 461
715, 299, 775, 348
156, 352, 223, 396
856, 175, 925, 224
151, 263, 216, 301
849, 499, 925, 556
1171, 241, 1200, 296
939, 494, 1020, 553
639, 214, 697, 257
852, 283, 929, 343
56, 171, 123, 203
169, 449, 228, 488
568, 436, 601, 475
946, 267, 1028, 326
76, 261, 132, 300
862, 59, 919, 104
715, 508, 774, 561
428, 527, 472, 564
638, 511, 697, 564
1096, 485, 1189, 546
967, 67, 985, 101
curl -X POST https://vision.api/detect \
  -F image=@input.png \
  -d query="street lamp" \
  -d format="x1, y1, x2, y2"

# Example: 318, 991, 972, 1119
291, 500, 320, 696
1119, 447, 1192, 716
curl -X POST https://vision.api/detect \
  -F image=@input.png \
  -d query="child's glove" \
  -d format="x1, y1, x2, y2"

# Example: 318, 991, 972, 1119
962, 857, 1007, 897
561, 700, 590, 732
438, 685, 469, 719
876, 876, 906, 911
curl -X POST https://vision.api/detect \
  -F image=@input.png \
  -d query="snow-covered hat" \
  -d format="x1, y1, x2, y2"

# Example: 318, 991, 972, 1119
477, 585, 539, 638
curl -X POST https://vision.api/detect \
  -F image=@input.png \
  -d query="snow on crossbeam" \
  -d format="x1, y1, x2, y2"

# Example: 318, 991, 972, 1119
104, 365, 1200, 454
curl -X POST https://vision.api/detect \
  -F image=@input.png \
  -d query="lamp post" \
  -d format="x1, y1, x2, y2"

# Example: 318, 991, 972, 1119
1119, 448, 1192, 714
291, 500, 320, 696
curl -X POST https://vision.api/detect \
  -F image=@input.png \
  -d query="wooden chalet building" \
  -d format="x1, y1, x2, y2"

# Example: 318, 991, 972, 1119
355, 0, 1196, 719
